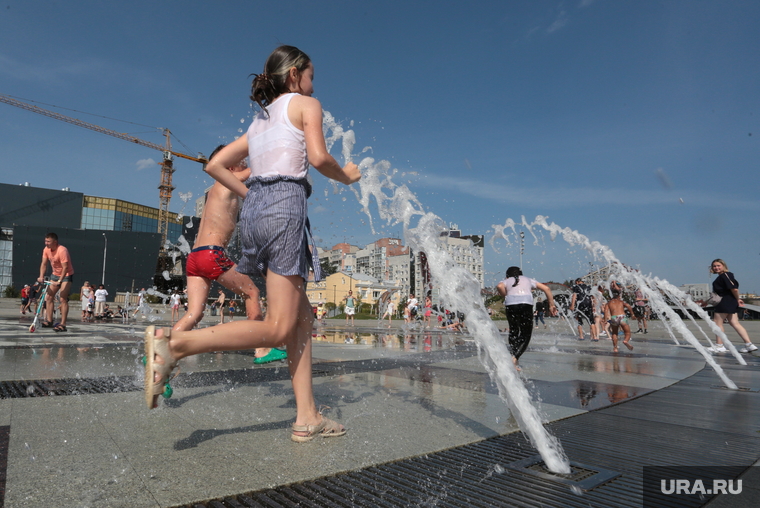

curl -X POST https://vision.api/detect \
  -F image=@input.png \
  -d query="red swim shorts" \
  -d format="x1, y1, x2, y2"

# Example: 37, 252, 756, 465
186, 246, 235, 280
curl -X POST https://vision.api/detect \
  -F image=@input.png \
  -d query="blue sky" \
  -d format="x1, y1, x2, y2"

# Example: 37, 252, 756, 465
1, 1, 758, 292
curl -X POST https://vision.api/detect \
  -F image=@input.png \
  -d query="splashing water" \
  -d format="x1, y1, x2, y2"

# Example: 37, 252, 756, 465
491, 215, 743, 388
322, 114, 571, 474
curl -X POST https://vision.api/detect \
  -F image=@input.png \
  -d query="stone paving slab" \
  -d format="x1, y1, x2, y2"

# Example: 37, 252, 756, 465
0, 298, 759, 507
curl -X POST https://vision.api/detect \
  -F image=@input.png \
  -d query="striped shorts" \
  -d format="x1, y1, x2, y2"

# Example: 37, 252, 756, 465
236, 176, 320, 281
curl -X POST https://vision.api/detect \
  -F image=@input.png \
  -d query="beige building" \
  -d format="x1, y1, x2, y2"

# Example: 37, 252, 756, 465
318, 242, 360, 274
413, 229, 485, 304
306, 271, 402, 315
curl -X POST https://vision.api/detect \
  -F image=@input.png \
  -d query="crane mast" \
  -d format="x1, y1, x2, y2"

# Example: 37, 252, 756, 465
158, 130, 175, 250
0, 94, 207, 250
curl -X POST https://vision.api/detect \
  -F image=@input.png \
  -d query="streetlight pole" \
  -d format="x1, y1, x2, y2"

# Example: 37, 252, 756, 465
101, 233, 107, 286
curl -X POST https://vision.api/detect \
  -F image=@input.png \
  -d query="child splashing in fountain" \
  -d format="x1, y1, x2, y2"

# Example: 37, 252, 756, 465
172, 144, 280, 364
496, 266, 557, 371
603, 289, 635, 352
143, 45, 360, 442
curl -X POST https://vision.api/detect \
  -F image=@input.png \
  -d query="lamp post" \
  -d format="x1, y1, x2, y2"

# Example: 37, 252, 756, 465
101, 233, 107, 285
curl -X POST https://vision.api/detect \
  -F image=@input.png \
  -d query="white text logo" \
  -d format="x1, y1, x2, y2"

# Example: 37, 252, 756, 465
660, 479, 742, 495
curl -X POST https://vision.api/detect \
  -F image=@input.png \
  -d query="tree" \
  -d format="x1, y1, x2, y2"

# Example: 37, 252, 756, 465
4, 284, 19, 298
484, 293, 504, 308
320, 258, 338, 276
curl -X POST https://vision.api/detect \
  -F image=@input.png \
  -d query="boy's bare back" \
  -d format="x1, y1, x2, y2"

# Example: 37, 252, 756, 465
194, 168, 249, 248
605, 296, 634, 319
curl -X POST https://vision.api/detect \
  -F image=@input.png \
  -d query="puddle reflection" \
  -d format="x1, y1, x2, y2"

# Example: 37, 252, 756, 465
313, 331, 465, 352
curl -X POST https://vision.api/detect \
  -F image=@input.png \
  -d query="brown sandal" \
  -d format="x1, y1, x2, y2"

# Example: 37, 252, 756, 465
291, 415, 347, 442
144, 326, 179, 409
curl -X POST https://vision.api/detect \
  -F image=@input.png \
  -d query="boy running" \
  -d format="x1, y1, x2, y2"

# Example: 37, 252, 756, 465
603, 290, 635, 352
174, 146, 280, 363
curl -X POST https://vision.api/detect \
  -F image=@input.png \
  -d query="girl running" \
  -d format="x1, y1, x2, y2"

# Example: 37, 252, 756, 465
144, 45, 360, 442
497, 266, 557, 370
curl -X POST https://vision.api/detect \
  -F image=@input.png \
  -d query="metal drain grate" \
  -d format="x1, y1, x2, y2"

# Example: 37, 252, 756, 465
526, 462, 598, 482
508, 454, 621, 490
711, 385, 754, 391
0, 351, 473, 400
168, 438, 629, 508
0, 376, 137, 399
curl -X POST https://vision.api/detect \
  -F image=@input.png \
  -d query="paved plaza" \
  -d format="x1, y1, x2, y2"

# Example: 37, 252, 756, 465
1, 298, 759, 507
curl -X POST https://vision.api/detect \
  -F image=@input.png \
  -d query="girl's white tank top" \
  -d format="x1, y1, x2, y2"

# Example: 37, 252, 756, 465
247, 93, 309, 179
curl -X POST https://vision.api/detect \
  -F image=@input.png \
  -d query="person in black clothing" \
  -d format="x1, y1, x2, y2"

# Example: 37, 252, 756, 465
705, 259, 756, 353
25, 282, 41, 314
497, 266, 557, 370
534, 300, 546, 328
570, 278, 597, 341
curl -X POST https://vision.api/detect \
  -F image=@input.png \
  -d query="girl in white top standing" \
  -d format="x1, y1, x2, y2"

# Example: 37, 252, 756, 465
170, 291, 182, 324
496, 266, 557, 370
143, 46, 360, 442
80, 281, 92, 322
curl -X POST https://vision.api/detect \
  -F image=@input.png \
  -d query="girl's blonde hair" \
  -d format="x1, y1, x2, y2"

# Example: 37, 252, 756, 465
250, 45, 311, 113
710, 258, 728, 273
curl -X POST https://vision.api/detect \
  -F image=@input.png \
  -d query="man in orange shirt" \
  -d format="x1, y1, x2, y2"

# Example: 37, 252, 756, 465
37, 232, 74, 331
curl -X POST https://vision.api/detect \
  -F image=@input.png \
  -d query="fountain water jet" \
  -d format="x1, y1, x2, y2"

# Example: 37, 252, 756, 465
322, 115, 571, 474
491, 215, 743, 388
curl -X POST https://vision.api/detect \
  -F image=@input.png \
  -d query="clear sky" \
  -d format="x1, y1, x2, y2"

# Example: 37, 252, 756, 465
1, 1, 758, 292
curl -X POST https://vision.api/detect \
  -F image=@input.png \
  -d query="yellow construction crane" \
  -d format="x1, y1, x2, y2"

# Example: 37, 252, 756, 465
0, 93, 207, 249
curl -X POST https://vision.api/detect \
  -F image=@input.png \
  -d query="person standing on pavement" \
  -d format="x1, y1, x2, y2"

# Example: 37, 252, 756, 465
80, 281, 92, 321
20, 284, 30, 315
216, 289, 226, 324
170, 290, 182, 323
633, 288, 649, 334
404, 293, 418, 323
381, 299, 394, 325
570, 278, 597, 341
94, 284, 108, 319
344, 290, 356, 325
133, 288, 146, 318
534, 300, 546, 329
37, 232, 74, 332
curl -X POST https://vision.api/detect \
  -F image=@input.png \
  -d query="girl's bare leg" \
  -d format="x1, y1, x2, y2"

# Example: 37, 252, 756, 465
713, 313, 727, 345
726, 313, 752, 344
288, 289, 324, 431
163, 273, 299, 359
150, 272, 330, 429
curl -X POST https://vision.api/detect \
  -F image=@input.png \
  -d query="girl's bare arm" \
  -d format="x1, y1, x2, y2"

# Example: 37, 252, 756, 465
204, 136, 250, 199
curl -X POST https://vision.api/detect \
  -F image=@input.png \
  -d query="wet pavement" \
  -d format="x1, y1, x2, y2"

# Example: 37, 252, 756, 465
1, 299, 759, 507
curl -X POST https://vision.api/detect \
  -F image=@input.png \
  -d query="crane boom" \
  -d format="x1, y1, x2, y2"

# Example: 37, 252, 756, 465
0, 93, 207, 249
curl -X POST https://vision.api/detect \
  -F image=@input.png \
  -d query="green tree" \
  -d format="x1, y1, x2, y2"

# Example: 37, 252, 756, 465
484, 294, 504, 308
4, 284, 19, 298
320, 258, 338, 276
